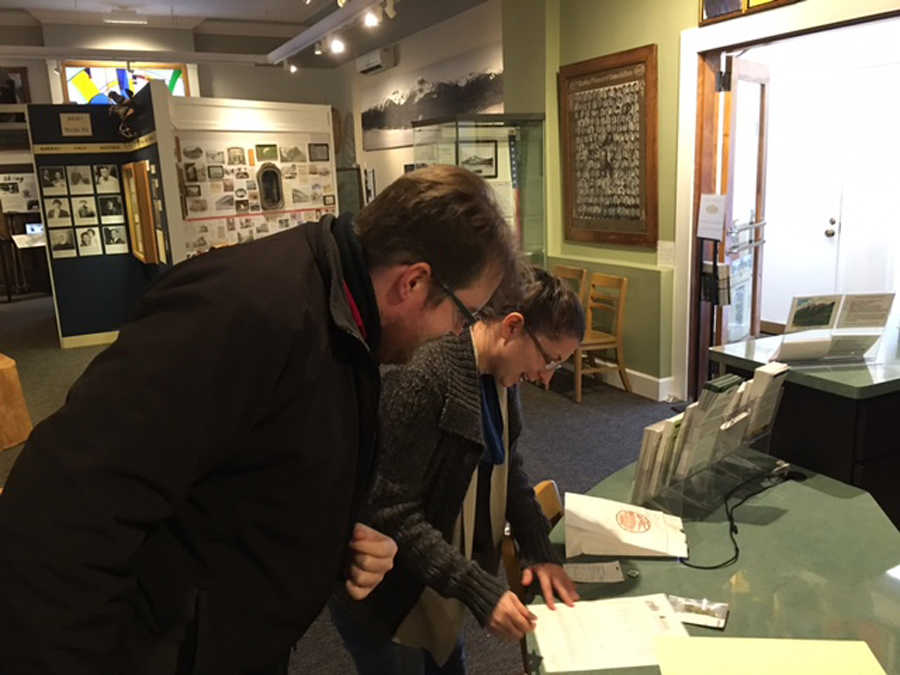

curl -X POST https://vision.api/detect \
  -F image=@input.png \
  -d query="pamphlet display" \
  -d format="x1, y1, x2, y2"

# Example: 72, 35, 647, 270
775, 293, 894, 362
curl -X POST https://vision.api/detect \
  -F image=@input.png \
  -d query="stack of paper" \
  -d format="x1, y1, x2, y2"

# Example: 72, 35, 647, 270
655, 636, 886, 675
530, 594, 688, 673
565, 493, 688, 558
744, 361, 789, 438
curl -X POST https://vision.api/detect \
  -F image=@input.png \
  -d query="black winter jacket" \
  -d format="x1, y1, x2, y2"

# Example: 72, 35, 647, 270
0, 217, 380, 674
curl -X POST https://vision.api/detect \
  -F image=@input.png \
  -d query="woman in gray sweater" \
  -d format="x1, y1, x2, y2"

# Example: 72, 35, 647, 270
330, 268, 585, 674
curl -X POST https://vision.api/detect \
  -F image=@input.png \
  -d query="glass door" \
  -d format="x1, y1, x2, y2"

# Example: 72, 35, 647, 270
718, 57, 769, 344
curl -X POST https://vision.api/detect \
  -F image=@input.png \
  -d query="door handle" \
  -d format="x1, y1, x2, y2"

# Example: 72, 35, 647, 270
825, 228, 836, 237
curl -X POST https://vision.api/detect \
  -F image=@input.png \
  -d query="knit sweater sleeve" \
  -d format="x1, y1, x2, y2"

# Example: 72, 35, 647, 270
364, 363, 506, 627
505, 389, 563, 568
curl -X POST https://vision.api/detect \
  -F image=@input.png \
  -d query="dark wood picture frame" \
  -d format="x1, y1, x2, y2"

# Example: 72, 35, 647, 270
699, 0, 805, 27
122, 160, 160, 264
457, 139, 498, 179
1, 66, 31, 103
559, 44, 659, 249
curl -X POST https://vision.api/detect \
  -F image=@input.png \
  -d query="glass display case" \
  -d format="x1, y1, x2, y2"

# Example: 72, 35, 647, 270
411, 114, 546, 266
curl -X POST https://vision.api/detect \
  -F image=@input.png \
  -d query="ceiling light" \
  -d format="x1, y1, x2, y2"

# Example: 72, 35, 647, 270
103, 9, 148, 24
364, 7, 382, 27
384, 0, 396, 19
305, 0, 312, 3
336, 0, 347, 6
329, 37, 345, 54
289, 64, 298, 73
314, 41, 324, 55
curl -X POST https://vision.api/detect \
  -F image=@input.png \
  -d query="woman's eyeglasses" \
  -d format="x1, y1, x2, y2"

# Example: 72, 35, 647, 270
525, 327, 563, 371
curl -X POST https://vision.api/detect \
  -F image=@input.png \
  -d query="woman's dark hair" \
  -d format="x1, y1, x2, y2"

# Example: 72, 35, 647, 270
355, 165, 521, 306
488, 266, 585, 341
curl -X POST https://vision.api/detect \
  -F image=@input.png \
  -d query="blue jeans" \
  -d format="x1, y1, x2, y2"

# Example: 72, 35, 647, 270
329, 599, 467, 675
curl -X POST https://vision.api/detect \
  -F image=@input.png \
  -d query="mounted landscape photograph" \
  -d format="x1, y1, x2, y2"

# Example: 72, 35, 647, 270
360, 43, 503, 151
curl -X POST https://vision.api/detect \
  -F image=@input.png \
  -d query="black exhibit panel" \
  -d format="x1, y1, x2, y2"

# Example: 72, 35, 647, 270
28, 87, 170, 339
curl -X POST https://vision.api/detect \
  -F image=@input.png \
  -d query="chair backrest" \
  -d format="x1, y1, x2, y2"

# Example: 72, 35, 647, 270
533, 479, 563, 526
587, 273, 628, 339
551, 265, 588, 307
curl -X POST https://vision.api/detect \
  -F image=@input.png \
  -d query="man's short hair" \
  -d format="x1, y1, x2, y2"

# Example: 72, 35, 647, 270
355, 165, 520, 303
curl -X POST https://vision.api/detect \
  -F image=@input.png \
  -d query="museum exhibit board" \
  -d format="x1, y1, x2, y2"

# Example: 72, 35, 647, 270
27, 86, 171, 347
412, 114, 545, 266
157, 89, 338, 262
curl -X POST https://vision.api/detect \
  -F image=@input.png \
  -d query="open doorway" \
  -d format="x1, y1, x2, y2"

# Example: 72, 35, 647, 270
689, 14, 900, 395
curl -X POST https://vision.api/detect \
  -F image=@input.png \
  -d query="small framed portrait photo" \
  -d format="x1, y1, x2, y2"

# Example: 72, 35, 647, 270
39, 166, 68, 196
102, 225, 129, 254
72, 196, 99, 225
98, 194, 125, 224
207, 165, 225, 180
44, 197, 72, 228
227, 147, 246, 165
49, 228, 77, 258
76, 226, 102, 257
93, 164, 121, 194
308, 143, 330, 162
66, 165, 94, 194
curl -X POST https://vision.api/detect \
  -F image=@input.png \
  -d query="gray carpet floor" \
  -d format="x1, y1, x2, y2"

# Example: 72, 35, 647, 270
0, 296, 674, 674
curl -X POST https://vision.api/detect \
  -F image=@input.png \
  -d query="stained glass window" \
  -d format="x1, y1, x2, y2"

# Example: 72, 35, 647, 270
63, 62, 188, 104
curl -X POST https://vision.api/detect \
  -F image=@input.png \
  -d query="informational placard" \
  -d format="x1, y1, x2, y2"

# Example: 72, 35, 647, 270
60, 113, 93, 137
697, 193, 726, 241
835, 293, 895, 329
0, 173, 39, 213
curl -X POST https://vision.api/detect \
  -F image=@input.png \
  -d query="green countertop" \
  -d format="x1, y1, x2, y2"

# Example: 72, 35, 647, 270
708, 331, 900, 399
526, 461, 900, 675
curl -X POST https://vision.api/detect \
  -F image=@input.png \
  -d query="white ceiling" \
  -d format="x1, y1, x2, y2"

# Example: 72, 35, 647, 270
1, 0, 330, 25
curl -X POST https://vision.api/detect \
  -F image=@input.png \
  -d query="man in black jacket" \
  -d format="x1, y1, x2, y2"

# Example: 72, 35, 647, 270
0, 165, 519, 675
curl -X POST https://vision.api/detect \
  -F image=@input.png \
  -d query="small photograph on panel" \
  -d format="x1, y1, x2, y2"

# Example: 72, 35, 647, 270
187, 198, 208, 213
280, 145, 307, 163
206, 150, 225, 164
255, 144, 278, 162
183, 146, 203, 160
49, 228, 77, 258
234, 166, 250, 179
235, 199, 250, 214
308, 143, 330, 162
73, 197, 99, 225
291, 187, 309, 204
223, 178, 234, 193
93, 165, 121, 194
39, 167, 68, 196
184, 163, 206, 183
98, 195, 125, 224
66, 165, 94, 195
103, 225, 129, 254
216, 194, 235, 211
207, 165, 225, 180
44, 197, 72, 228
185, 184, 202, 197
76, 226, 103, 256
227, 147, 246, 165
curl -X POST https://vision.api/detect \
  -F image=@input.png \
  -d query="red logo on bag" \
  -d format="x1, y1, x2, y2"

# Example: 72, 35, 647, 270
616, 509, 651, 533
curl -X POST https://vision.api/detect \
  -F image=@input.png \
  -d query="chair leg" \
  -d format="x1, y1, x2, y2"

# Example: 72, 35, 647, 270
574, 347, 583, 403
616, 346, 632, 393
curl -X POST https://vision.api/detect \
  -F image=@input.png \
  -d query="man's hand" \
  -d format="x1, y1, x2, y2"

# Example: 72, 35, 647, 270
345, 523, 397, 600
521, 563, 579, 610
487, 590, 537, 642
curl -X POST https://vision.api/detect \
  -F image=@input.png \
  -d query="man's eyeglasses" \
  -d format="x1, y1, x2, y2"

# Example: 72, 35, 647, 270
525, 327, 563, 371
434, 278, 480, 329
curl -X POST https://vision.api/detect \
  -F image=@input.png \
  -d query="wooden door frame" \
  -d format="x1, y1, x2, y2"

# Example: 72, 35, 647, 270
676, 5, 900, 402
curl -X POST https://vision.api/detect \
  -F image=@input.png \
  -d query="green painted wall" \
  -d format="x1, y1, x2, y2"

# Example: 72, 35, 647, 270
502, 0, 695, 381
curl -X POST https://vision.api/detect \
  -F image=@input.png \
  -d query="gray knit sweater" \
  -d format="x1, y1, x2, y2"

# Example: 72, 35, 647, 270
343, 331, 560, 634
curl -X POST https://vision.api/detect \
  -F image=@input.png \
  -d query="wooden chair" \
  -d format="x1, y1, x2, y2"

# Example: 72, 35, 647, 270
551, 264, 588, 307
574, 273, 631, 402
501, 479, 564, 673
0, 352, 32, 450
